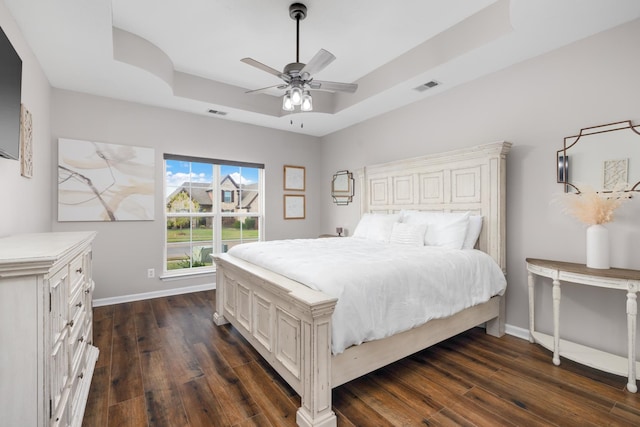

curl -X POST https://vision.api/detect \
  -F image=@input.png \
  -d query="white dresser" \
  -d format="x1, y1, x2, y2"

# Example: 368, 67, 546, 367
0, 231, 99, 427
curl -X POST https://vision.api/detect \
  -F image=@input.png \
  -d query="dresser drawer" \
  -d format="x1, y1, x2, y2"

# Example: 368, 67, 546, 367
49, 266, 69, 343
84, 311, 94, 346
68, 284, 85, 330
69, 253, 85, 296
69, 310, 87, 377
50, 333, 69, 414
69, 361, 86, 423
51, 386, 71, 427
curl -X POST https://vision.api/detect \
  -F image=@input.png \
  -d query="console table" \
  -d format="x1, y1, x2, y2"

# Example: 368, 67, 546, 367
526, 258, 640, 392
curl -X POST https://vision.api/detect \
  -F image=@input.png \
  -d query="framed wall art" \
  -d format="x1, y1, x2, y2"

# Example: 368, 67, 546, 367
284, 194, 305, 219
58, 138, 155, 221
19, 104, 33, 178
603, 158, 628, 190
284, 165, 305, 191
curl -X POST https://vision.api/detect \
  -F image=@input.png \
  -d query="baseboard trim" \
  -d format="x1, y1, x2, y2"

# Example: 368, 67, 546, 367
505, 323, 529, 341
93, 283, 216, 307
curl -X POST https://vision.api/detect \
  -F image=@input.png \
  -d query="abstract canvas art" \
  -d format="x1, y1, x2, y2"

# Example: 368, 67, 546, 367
58, 138, 155, 221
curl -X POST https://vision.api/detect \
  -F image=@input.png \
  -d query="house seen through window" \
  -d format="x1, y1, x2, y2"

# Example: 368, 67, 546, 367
164, 154, 264, 273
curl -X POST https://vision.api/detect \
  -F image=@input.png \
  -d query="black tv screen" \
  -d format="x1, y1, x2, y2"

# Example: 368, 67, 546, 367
0, 25, 22, 160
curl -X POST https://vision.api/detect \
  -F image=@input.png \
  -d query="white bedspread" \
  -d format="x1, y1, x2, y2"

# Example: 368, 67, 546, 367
228, 237, 506, 354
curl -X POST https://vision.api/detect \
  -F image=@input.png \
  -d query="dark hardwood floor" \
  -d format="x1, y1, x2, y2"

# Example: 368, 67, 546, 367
83, 290, 640, 426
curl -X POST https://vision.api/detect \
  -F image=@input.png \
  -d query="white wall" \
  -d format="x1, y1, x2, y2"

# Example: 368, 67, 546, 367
320, 18, 640, 357
0, 2, 51, 237
50, 90, 321, 300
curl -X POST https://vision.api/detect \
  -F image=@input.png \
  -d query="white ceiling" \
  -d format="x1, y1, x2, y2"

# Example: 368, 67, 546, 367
5, 0, 640, 137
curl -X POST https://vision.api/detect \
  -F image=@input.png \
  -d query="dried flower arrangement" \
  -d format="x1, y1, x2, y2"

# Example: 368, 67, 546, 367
558, 184, 631, 225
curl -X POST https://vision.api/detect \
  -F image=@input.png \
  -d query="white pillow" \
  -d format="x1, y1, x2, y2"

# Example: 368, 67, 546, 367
352, 213, 400, 243
400, 210, 470, 249
399, 210, 434, 227
462, 215, 483, 249
425, 212, 470, 249
390, 222, 427, 247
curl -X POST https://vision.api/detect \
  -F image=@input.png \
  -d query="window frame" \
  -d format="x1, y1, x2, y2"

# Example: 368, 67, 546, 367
163, 154, 264, 277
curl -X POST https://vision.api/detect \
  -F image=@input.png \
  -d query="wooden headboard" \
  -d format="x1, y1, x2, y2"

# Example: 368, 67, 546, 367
357, 141, 511, 272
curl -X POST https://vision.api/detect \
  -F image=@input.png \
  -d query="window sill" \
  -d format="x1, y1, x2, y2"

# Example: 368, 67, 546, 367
160, 269, 216, 281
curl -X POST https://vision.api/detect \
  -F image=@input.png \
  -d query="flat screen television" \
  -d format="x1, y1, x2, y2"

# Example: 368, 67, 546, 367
0, 25, 22, 160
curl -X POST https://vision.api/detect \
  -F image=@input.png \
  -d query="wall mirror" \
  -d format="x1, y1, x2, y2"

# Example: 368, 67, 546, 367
557, 120, 640, 193
331, 170, 354, 205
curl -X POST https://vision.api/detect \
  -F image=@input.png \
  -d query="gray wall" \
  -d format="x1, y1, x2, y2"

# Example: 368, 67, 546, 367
3, 0, 640, 358
320, 18, 640, 357
50, 90, 321, 300
0, 2, 51, 236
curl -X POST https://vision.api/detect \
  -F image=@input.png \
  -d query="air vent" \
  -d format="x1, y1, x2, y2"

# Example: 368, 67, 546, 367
413, 80, 440, 92
207, 109, 228, 116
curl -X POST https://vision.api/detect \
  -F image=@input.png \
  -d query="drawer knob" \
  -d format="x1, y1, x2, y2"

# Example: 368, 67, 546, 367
75, 301, 83, 308
67, 320, 74, 328
78, 336, 84, 343
84, 288, 90, 294
78, 372, 84, 379
76, 267, 83, 274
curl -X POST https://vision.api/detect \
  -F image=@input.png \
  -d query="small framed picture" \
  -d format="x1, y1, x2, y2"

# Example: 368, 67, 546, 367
284, 194, 305, 219
284, 165, 305, 191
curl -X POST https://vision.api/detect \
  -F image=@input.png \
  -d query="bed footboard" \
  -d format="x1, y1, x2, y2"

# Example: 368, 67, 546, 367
213, 253, 338, 427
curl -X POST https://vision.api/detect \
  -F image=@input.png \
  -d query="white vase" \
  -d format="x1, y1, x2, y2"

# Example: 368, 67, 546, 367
586, 224, 610, 269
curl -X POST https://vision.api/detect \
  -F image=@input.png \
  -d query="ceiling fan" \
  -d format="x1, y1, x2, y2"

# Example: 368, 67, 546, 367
241, 2, 358, 111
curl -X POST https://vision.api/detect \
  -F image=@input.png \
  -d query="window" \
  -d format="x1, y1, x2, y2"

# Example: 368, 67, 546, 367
164, 154, 264, 274
222, 190, 234, 203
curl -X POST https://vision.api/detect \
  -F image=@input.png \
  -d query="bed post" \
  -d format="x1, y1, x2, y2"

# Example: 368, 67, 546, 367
296, 305, 337, 427
486, 295, 506, 337
213, 264, 228, 326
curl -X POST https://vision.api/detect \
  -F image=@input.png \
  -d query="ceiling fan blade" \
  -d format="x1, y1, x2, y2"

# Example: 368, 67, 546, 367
241, 57, 290, 82
309, 80, 358, 93
245, 84, 287, 94
300, 49, 335, 77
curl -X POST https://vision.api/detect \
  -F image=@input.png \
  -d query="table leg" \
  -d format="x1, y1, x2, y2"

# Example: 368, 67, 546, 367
627, 288, 637, 393
528, 271, 535, 343
552, 278, 561, 366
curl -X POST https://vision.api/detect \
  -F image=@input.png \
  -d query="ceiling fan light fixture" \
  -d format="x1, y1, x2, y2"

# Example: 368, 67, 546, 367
301, 91, 313, 111
244, 2, 356, 113
290, 85, 303, 105
282, 91, 294, 111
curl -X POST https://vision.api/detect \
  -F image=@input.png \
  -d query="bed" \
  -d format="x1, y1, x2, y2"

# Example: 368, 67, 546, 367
212, 141, 511, 427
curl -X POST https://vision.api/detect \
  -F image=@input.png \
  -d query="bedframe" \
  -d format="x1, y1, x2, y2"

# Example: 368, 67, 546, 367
212, 141, 511, 427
